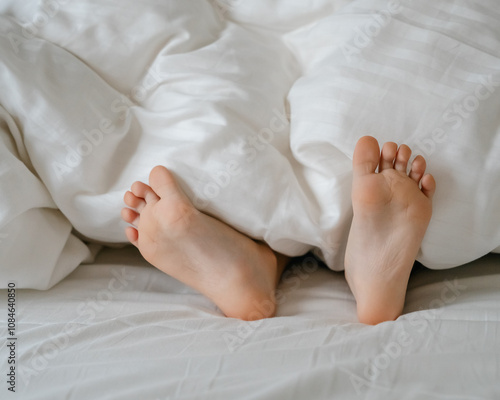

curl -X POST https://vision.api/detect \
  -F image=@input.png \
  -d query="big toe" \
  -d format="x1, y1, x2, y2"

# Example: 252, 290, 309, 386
149, 166, 185, 199
353, 136, 381, 176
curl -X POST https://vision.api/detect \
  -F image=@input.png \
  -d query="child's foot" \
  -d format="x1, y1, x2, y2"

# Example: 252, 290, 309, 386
344, 136, 436, 325
121, 166, 279, 320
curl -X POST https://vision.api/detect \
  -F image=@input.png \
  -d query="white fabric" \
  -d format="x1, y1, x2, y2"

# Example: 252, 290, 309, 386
1, 0, 500, 288
0, 107, 91, 288
2, 247, 499, 399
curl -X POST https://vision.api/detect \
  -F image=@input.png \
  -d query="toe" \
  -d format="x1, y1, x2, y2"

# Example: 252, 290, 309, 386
124, 190, 147, 212
379, 142, 397, 172
409, 155, 426, 183
130, 181, 149, 198
394, 144, 411, 173
421, 174, 436, 199
149, 166, 191, 203
125, 226, 139, 247
121, 207, 140, 226
131, 181, 159, 204
353, 136, 381, 176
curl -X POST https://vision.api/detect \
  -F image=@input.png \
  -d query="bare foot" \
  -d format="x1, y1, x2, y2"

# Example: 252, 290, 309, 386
344, 136, 436, 325
121, 166, 285, 320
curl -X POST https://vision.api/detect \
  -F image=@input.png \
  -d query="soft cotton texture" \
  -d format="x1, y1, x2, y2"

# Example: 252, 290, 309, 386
1, 0, 499, 288
3, 247, 499, 399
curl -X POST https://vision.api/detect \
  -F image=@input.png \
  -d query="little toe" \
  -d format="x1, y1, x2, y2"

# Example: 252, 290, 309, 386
394, 144, 411, 173
379, 142, 398, 172
353, 136, 381, 176
131, 181, 160, 204
421, 174, 436, 199
125, 226, 139, 247
124, 190, 147, 212
409, 155, 426, 183
121, 207, 140, 226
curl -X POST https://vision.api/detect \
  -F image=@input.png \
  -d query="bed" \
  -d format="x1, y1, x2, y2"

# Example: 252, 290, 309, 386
1, 0, 499, 398
4, 248, 500, 399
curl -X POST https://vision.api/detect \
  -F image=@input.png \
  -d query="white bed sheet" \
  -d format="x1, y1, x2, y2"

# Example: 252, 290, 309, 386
1, 247, 499, 399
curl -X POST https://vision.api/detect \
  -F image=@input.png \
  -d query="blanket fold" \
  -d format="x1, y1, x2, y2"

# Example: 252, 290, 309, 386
1, 0, 499, 288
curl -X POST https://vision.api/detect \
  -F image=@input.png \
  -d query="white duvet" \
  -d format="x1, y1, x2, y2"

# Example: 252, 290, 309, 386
1, 0, 500, 289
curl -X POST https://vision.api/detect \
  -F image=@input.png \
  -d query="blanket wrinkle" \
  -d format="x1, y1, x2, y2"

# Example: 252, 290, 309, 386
0, 0, 499, 289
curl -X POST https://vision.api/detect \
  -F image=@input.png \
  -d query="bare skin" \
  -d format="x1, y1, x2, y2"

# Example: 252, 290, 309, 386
121, 166, 289, 321
121, 136, 435, 324
344, 136, 436, 325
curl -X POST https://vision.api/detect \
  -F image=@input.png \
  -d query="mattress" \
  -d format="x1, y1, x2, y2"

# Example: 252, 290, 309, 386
2, 247, 499, 399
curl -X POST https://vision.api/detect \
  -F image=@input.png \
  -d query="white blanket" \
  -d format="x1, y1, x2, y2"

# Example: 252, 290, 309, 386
1, 0, 500, 288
